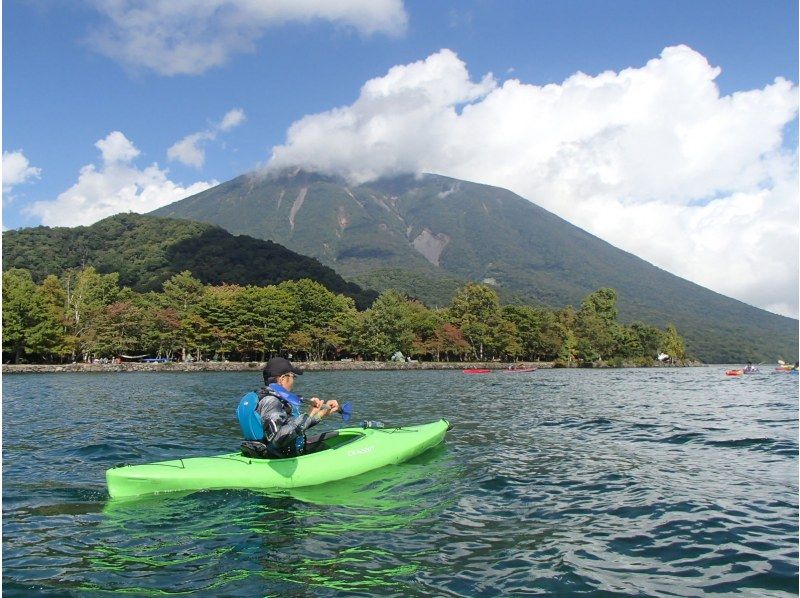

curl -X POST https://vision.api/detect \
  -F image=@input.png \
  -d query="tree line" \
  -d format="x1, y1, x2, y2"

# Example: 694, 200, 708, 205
2, 267, 687, 365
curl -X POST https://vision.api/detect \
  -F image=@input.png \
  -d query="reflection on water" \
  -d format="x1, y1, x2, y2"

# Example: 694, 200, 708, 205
3, 369, 798, 596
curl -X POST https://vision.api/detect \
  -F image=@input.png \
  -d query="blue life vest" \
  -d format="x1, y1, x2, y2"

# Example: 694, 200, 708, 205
266, 383, 303, 407
236, 385, 306, 455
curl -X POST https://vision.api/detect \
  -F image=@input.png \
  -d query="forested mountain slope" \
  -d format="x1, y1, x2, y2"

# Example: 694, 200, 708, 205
2, 213, 377, 308
151, 170, 798, 362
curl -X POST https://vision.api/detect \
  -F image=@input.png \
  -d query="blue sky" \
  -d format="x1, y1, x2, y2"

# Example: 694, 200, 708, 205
3, 0, 798, 317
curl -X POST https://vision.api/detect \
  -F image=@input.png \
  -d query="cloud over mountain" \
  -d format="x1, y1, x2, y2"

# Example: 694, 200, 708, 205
266, 46, 799, 317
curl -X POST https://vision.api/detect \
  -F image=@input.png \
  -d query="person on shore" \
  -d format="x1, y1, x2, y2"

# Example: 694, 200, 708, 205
252, 357, 339, 458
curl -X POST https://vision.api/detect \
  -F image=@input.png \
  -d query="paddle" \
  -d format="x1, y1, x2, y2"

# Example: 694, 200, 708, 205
315, 399, 385, 427
316, 400, 353, 422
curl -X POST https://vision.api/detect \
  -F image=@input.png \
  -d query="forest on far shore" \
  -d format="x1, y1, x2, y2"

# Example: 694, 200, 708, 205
3, 266, 687, 366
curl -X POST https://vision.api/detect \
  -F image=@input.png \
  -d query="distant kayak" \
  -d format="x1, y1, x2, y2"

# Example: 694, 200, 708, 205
462, 368, 492, 374
501, 367, 537, 374
725, 370, 744, 376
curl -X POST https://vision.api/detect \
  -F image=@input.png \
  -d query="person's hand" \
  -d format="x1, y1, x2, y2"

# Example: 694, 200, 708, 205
308, 397, 329, 418
325, 399, 339, 414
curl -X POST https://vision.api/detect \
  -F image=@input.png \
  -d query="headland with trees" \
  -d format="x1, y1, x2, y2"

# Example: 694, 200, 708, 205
3, 266, 688, 368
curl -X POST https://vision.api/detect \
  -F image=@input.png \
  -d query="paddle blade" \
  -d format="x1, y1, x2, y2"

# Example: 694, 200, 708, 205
340, 401, 352, 422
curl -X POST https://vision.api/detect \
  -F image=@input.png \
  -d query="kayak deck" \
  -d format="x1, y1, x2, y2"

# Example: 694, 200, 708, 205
107, 419, 450, 499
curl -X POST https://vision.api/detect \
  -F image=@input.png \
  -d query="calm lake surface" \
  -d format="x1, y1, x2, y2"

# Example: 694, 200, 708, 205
3, 368, 798, 596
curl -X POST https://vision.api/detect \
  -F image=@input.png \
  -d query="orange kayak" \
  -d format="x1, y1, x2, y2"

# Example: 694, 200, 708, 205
726, 369, 744, 376
462, 369, 492, 374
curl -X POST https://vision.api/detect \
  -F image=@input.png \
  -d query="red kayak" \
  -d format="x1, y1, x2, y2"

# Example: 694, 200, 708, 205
462, 368, 492, 374
725, 369, 743, 376
501, 367, 537, 373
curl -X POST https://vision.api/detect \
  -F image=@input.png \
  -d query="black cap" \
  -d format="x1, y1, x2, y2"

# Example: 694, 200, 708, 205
263, 357, 304, 383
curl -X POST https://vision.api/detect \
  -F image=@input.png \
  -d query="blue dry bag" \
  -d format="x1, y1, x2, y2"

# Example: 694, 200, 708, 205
236, 391, 264, 441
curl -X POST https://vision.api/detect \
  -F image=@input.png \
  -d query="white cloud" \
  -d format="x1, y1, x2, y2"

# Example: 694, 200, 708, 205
87, 0, 407, 76
27, 132, 216, 227
219, 108, 246, 131
266, 46, 799, 318
167, 132, 215, 169
95, 131, 140, 163
3, 150, 42, 192
167, 108, 246, 168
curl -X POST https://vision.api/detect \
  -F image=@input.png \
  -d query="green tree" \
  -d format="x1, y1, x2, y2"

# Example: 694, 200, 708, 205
503, 305, 562, 360
575, 289, 619, 361
558, 328, 578, 364
232, 285, 299, 360
662, 324, 686, 361
279, 279, 356, 360
94, 300, 144, 357
162, 271, 205, 361
487, 317, 521, 360
629, 322, 665, 359
356, 290, 416, 360
538, 311, 567, 361
199, 284, 241, 358
449, 283, 502, 360
2, 269, 62, 363
39, 274, 71, 360
62, 267, 120, 361
613, 325, 642, 360
582, 288, 619, 325
407, 303, 442, 360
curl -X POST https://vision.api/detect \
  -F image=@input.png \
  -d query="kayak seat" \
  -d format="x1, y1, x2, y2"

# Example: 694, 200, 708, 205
237, 391, 264, 441
241, 440, 276, 459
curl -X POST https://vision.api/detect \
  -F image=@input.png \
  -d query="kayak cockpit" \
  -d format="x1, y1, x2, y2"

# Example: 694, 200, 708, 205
241, 428, 367, 460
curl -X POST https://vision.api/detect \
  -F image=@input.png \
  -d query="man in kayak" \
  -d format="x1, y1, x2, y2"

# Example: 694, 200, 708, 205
254, 357, 339, 457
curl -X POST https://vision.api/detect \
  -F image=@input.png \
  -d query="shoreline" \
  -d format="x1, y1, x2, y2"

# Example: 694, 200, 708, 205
2, 360, 701, 374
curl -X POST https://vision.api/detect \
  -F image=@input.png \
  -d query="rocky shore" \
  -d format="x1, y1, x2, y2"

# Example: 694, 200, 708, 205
2, 360, 700, 374
1, 360, 546, 374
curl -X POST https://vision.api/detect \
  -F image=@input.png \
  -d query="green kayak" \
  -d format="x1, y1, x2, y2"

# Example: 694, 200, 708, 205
106, 419, 451, 499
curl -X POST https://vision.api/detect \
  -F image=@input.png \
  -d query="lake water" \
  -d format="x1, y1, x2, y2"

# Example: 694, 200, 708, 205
3, 367, 798, 596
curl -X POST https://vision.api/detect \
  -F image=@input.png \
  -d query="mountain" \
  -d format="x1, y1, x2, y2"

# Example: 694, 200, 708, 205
150, 169, 798, 363
1, 213, 377, 308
